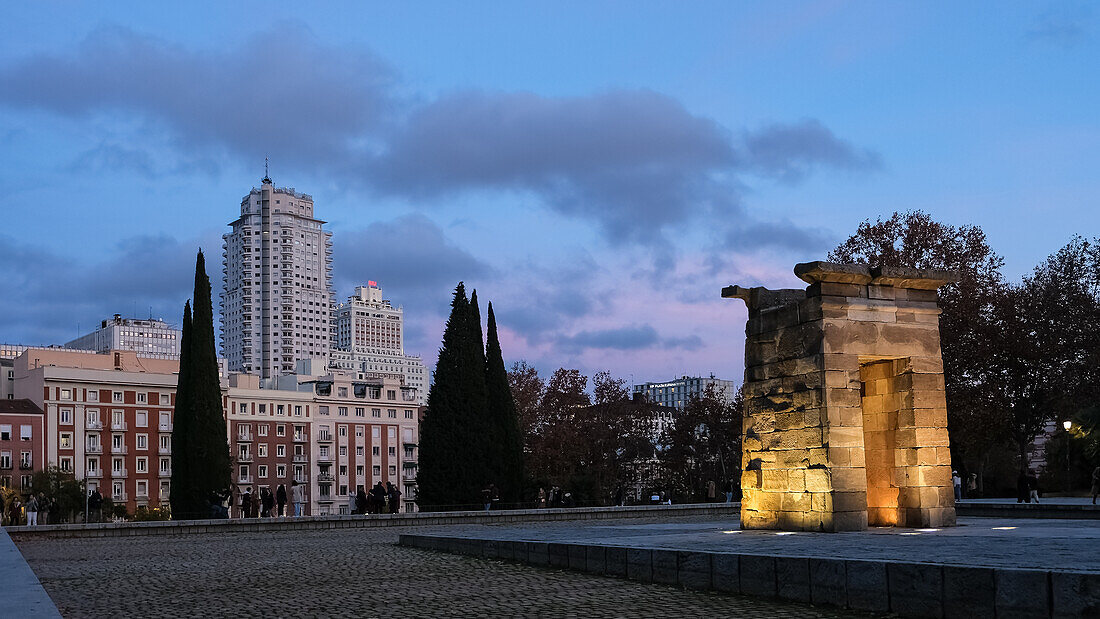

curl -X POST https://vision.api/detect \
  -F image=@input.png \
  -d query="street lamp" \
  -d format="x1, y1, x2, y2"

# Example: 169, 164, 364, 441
1064, 420, 1073, 495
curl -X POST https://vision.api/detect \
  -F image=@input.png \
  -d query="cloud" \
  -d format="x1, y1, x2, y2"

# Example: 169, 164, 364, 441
0, 233, 221, 346
1026, 5, 1092, 46
0, 25, 396, 168
554, 323, 705, 354
744, 119, 881, 183
0, 27, 880, 255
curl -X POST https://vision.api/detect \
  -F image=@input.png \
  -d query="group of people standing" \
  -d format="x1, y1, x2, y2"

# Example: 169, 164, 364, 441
535, 486, 575, 509
354, 481, 401, 514
6, 492, 60, 526
237, 481, 307, 518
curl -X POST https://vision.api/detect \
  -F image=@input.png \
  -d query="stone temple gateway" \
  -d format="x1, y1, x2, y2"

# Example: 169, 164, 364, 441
723, 262, 959, 532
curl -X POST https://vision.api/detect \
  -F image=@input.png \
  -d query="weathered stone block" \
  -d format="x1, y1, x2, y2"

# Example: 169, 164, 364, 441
846, 559, 889, 612
888, 562, 943, 617
626, 548, 652, 582
712, 553, 740, 593
809, 558, 847, 608
1052, 570, 1100, 618
943, 565, 994, 619
995, 568, 1050, 618
585, 545, 606, 575
776, 556, 811, 602
678, 551, 713, 590
652, 549, 678, 585
740, 555, 778, 597
604, 546, 627, 577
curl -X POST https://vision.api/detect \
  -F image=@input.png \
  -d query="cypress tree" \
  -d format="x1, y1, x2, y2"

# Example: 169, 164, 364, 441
169, 301, 193, 517
465, 291, 493, 491
419, 283, 471, 509
171, 251, 232, 518
484, 302, 524, 504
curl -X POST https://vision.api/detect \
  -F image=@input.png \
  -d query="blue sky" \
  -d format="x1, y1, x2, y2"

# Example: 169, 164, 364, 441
1, 2, 1097, 384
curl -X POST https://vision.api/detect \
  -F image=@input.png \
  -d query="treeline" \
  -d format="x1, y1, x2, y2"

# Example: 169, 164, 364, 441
508, 363, 742, 506
830, 211, 1100, 492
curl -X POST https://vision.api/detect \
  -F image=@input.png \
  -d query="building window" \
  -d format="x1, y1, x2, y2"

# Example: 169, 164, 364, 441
258, 465, 268, 478
239, 465, 249, 479
60, 432, 73, 449
404, 409, 414, 419
339, 465, 348, 476
355, 407, 365, 417
388, 446, 396, 457
258, 424, 269, 436
0, 451, 10, 469
276, 424, 285, 437
372, 465, 381, 476
136, 457, 147, 473
59, 457, 72, 472
60, 408, 72, 424
60, 388, 72, 400
387, 409, 396, 419
371, 408, 380, 418
277, 445, 285, 457
258, 444, 268, 457
113, 392, 123, 403
136, 411, 148, 427
277, 465, 286, 478
137, 392, 147, 403
389, 465, 396, 476
159, 458, 170, 474
356, 446, 363, 456
0, 425, 9, 441
294, 405, 303, 417
137, 434, 147, 450
88, 457, 99, 473
355, 427, 364, 438
318, 406, 329, 416
338, 407, 348, 416
88, 391, 99, 403
372, 446, 380, 456
338, 426, 347, 437
137, 480, 148, 498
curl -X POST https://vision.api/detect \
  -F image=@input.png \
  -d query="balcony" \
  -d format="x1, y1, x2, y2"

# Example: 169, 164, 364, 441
402, 441, 417, 448
87, 421, 103, 431
292, 454, 308, 464
293, 435, 308, 443
159, 446, 171, 455
237, 432, 253, 442
113, 492, 128, 502
317, 495, 334, 503
112, 468, 129, 478
402, 472, 417, 482
316, 472, 334, 483
86, 469, 102, 478
86, 444, 103, 454
316, 433, 333, 443
237, 476, 254, 485
111, 445, 128, 455
159, 422, 173, 432
316, 454, 333, 464
111, 421, 128, 432
20, 461, 33, 470
136, 492, 149, 501
159, 468, 171, 477
294, 475, 309, 484
237, 453, 253, 463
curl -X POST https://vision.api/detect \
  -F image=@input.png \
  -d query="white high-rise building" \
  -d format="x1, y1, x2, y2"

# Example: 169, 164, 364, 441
330, 282, 427, 404
64, 314, 181, 358
221, 175, 334, 379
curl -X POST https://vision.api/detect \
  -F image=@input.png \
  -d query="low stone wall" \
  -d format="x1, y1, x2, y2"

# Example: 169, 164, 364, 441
956, 502, 1100, 520
5, 503, 739, 541
399, 534, 1100, 618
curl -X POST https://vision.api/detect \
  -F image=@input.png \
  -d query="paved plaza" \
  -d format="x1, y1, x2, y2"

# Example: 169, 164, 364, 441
15, 516, 863, 618
424, 514, 1100, 572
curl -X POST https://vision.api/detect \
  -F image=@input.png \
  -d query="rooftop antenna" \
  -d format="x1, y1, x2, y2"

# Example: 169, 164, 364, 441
263, 157, 271, 184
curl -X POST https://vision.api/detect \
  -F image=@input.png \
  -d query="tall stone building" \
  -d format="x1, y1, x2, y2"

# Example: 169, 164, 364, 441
330, 283, 427, 404
221, 175, 334, 379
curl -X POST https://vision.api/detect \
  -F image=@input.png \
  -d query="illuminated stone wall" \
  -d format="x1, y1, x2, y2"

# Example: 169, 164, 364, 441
724, 262, 958, 532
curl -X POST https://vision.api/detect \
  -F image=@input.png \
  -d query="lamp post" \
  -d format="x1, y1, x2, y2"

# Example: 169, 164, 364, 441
1064, 420, 1073, 495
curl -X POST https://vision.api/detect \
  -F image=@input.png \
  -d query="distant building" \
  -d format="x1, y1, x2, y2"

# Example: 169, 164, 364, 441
330, 283, 427, 404
632, 374, 736, 410
221, 175, 335, 379
64, 314, 180, 358
0, 398, 46, 494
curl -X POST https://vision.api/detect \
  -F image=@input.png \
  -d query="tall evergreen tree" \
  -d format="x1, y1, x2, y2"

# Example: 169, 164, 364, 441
465, 290, 493, 490
484, 302, 524, 503
169, 301, 193, 517
171, 251, 232, 518
419, 283, 469, 509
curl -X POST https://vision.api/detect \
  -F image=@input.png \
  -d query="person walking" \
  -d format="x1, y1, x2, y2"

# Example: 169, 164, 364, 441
9, 496, 23, 526
724, 480, 735, 504
25, 493, 38, 526
370, 481, 386, 514
276, 484, 288, 517
88, 488, 103, 523
241, 487, 253, 518
537, 487, 546, 509
355, 488, 368, 515
1027, 470, 1040, 504
260, 487, 275, 518
967, 473, 978, 499
613, 486, 624, 508
387, 482, 401, 514
481, 484, 493, 511
250, 487, 261, 518
1091, 466, 1100, 505
1016, 470, 1030, 503
952, 471, 962, 502
292, 480, 305, 517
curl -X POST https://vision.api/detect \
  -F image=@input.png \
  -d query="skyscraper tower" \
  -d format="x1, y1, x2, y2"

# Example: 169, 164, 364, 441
221, 175, 334, 378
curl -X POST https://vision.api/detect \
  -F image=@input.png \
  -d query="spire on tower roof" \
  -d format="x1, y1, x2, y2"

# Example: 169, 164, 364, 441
262, 157, 271, 184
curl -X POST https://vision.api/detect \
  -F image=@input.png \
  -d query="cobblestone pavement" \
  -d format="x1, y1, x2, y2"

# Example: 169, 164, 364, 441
424, 514, 1100, 572
16, 519, 868, 618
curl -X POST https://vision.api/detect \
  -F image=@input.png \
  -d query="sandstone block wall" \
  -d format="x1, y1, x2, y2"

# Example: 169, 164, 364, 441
724, 262, 958, 532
